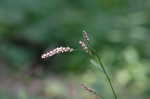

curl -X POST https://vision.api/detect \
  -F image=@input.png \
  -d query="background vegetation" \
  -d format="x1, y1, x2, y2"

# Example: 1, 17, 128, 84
0, 0, 150, 99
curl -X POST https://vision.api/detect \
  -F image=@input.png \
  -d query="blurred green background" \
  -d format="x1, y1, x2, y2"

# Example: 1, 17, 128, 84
0, 0, 150, 99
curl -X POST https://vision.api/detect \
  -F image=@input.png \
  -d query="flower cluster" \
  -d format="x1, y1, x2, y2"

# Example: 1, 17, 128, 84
41, 47, 74, 59
79, 30, 90, 53
83, 30, 90, 42
79, 40, 89, 53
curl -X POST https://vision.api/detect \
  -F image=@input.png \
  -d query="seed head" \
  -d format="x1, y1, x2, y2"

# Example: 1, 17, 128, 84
41, 46, 74, 59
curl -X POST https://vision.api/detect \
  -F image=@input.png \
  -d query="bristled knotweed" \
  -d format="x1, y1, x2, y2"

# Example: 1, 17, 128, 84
41, 31, 118, 99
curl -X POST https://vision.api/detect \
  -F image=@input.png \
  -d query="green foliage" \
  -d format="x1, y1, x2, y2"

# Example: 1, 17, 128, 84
0, 0, 150, 99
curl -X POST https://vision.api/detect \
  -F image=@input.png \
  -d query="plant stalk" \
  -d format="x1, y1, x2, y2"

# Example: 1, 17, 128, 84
96, 55, 117, 99
89, 49, 117, 99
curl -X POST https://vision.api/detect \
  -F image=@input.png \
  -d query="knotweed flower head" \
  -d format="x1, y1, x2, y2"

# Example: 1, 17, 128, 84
41, 46, 74, 59
82, 30, 90, 42
79, 40, 89, 53
79, 30, 91, 54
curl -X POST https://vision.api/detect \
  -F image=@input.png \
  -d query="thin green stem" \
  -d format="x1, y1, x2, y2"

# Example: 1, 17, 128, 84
89, 49, 117, 99
96, 55, 117, 99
